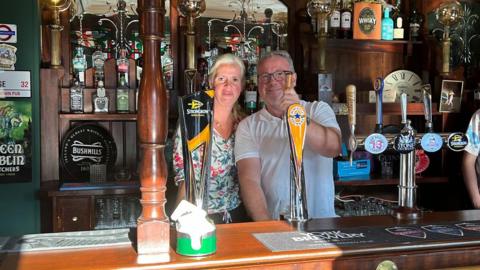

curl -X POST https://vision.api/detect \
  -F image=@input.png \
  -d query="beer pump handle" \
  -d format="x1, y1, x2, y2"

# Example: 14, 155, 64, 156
346, 85, 356, 126
374, 77, 384, 133
400, 92, 407, 125
346, 85, 357, 165
423, 89, 433, 133
285, 73, 293, 91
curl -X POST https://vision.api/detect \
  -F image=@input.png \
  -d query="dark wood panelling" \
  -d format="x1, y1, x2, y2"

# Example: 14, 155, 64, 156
40, 68, 64, 182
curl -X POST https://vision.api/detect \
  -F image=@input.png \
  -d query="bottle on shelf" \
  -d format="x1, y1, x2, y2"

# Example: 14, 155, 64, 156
381, 6, 394, 41
162, 44, 174, 91
329, 0, 341, 38
94, 80, 109, 113
197, 57, 209, 91
248, 62, 257, 84
69, 80, 84, 113
116, 74, 130, 113
117, 48, 130, 85
393, 0, 405, 40
244, 81, 258, 115
136, 55, 143, 85
92, 45, 105, 88
258, 97, 265, 110
72, 46, 87, 85
408, 0, 423, 41
340, 0, 353, 39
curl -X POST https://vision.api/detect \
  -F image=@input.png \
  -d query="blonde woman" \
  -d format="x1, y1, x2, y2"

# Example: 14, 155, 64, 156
173, 53, 249, 223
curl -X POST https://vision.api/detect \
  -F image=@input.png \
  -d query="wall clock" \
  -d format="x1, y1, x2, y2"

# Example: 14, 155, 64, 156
383, 70, 423, 102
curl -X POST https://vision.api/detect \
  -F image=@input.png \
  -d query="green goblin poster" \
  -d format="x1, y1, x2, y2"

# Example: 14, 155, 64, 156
0, 100, 32, 182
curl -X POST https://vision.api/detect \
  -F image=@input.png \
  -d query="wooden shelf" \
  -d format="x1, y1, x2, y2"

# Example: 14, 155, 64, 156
59, 113, 137, 121
327, 39, 422, 45
41, 181, 140, 197
335, 176, 448, 186
335, 102, 442, 116
314, 38, 423, 52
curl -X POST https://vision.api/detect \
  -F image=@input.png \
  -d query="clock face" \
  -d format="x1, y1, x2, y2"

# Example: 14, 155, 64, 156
384, 70, 423, 102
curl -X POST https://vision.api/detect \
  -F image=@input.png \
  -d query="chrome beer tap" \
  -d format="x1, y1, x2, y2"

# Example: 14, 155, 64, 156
393, 93, 421, 220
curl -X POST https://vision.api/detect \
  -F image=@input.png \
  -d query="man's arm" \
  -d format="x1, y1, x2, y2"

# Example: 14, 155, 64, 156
281, 88, 341, 157
237, 158, 271, 221
305, 121, 341, 157
463, 152, 480, 208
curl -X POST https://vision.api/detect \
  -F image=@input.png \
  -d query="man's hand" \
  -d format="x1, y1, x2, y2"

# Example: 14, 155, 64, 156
280, 87, 301, 113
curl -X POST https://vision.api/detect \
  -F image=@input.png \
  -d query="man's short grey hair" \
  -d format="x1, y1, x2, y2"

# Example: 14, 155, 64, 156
208, 53, 246, 87
258, 50, 295, 72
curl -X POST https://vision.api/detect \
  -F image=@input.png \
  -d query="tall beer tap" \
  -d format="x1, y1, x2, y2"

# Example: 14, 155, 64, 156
374, 78, 384, 133
346, 85, 357, 165
421, 85, 443, 153
394, 93, 416, 154
364, 78, 388, 155
284, 73, 309, 223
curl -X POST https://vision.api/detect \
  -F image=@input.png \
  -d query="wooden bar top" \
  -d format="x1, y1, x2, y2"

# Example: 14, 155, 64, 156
3, 210, 480, 269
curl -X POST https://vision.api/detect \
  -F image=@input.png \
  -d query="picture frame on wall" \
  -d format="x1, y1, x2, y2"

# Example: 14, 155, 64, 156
439, 80, 464, 113
318, 73, 333, 105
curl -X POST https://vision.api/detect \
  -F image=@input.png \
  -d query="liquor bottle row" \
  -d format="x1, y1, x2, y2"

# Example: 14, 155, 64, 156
70, 42, 173, 92
69, 80, 137, 114
322, 0, 423, 41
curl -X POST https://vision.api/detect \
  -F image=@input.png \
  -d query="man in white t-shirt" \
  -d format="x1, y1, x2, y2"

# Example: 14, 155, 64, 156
463, 109, 480, 208
234, 51, 342, 221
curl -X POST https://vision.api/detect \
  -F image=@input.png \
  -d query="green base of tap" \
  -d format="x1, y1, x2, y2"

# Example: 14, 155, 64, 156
176, 231, 216, 256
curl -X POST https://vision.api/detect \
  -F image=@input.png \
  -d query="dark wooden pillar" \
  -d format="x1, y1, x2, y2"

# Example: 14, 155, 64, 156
136, 0, 169, 255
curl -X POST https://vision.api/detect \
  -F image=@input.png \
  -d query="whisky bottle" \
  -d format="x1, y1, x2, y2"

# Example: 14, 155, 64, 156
70, 80, 84, 113
116, 74, 130, 113
393, 0, 405, 40
92, 45, 105, 88
408, 0, 423, 40
72, 46, 87, 85
340, 0, 353, 39
329, 0, 341, 38
197, 57, 209, 91
117, 48, 130, 85
136, 55, 143, 85
94, 80, 109, 113
244, 82, 258, 115
162, 45, 174, 91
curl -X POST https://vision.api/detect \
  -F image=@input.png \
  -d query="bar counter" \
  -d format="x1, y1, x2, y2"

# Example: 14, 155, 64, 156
3, 210, 480, 269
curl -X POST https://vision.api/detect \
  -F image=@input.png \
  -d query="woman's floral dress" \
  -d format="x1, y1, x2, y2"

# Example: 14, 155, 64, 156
173, 126, 241, 222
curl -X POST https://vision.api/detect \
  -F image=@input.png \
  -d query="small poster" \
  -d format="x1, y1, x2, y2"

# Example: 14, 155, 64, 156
0, 71, 31, 97
0, 100, 32, 183
439, 80, 464, 113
